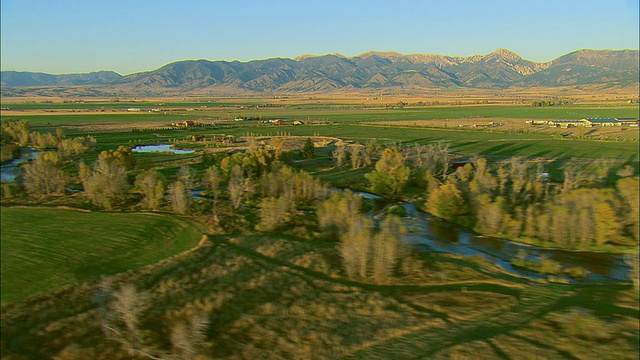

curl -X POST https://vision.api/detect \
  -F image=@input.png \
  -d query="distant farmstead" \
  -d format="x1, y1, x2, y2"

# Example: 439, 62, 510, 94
583, 118, 621, 126
172, 120, 197, 127
527, 117, 638, 128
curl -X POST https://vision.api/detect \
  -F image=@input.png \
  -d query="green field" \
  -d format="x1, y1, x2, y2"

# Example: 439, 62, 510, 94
1, 100, 638, 359
0, 208, 202, 304
3, 104, 638, 126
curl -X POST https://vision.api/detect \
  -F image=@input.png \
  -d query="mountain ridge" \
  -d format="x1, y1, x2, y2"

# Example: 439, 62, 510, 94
1, 49, 638, 94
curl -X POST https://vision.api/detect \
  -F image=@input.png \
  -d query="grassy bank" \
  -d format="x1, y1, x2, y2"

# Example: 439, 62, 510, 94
0, 207, 202, 304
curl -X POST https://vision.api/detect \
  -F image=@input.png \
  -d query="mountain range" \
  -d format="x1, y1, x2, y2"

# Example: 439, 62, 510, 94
1, 49, 638, 95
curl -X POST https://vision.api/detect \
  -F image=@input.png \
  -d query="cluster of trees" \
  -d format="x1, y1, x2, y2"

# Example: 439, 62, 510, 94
79, 146, 136, 209
531, 99, 575, 106
339, 215, 406, 283
332, 140, 380, 170
1, 119, 95, 157
354, 141, 638, 248
317, 190, 408, 283
420, 155, 639, 247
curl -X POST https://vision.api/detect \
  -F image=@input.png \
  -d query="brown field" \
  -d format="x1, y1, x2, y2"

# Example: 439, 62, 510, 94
1, 84, 638, 107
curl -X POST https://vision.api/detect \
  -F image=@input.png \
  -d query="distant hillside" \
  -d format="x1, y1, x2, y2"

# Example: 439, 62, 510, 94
1, 49, 637, 95
1, 71, 122, 87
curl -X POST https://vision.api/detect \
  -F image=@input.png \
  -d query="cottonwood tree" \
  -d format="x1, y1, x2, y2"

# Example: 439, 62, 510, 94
371, 216, 405, 283
1, 119, 31, 145
339, 215, 372, 279
83, 155, 130, 209
475, 194, 505, 235
204, 165, 223, 220
363, 139, 380, 167
228, 165, 254, 209
169, 181, 190, 215
332, 144, 347, 168
177, 163, 197, 191
426, 183, 472, 227
100, 283, 164, 359
57, 136, 96, 158
348, 145, 363, 169
270, 137, 285, 160
317, 191, 362, 241
257, 196, 293, 231
22, 151, 67, 195
339, 214, 406, 283
135, 170, 165, 210
421, 142, 452, 179
170, 315, 210, 360
365, 147, 410, 199
29, 131, 58, 148
99, 282, 211, 359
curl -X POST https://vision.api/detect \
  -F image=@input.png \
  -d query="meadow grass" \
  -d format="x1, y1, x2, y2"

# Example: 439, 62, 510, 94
0, 207, 201, 304
2, 233, 637, 359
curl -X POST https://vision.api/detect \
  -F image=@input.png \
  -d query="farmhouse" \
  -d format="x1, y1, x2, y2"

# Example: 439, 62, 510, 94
172, 120, 196, 127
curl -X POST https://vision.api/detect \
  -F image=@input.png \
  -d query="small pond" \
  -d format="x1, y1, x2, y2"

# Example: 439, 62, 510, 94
132, 144, 195, 154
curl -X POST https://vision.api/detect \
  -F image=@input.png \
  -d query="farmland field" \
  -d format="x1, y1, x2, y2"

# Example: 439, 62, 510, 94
0, 208, 202, 304
0, 97, 638, 359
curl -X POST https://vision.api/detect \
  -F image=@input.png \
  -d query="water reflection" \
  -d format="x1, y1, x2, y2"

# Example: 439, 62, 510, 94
352, 190, 631, 283
132, 144, 195, 154
0, 149, 39, 183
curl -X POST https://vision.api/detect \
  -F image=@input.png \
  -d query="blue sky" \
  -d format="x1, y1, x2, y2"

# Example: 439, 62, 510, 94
1, 0, 638, 75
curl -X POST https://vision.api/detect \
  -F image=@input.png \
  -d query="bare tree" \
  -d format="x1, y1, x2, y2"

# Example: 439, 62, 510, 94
348, 145, 363, 169
170, 315, 210, 360
100, 284, 165, 359
371, 216, 405, 283
339, 216, 372, 279
332, 144, 347, 168
228, 165, 254, 209
169, 180, 190, 215
257, 196, 293, 231
135, 170, 165, 210
204, 165, 223, 220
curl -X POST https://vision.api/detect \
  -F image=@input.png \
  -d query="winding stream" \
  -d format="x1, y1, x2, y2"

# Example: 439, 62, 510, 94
0, 149, 38, 183
355, 191, 632, 284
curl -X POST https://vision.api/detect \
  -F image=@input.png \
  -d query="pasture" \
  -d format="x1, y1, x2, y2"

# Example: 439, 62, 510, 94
0, 98, 638, 359
0, 207, 202, 304
2, 233, 638, 359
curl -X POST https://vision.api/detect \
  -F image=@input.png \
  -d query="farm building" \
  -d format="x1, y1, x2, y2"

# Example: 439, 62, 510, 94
529, 118, 638, 128
615, 118, 639, 126
582, 118, 621, 126
547, 119, 590, 128
172, 120, 196, 127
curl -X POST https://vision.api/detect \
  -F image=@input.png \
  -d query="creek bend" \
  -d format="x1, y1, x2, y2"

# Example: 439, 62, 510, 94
351, 190, 632, 284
